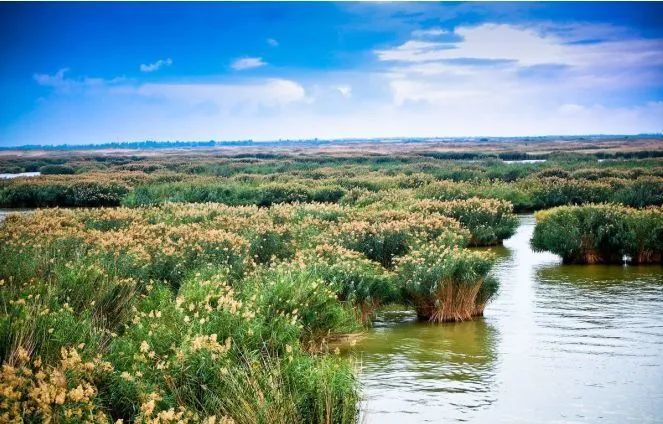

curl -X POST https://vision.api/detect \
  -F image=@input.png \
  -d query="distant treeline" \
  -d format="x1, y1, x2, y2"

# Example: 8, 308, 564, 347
2, 134, 662, 151
1, 140, 218, 151
0, 139, 386, 151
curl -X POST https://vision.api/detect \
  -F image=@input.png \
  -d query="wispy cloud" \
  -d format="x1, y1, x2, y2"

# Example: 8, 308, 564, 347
267, 38, 279, 47
231, 57, 267, 71
34, 68, 307, 113
140, 58, 173, 73
34, 68, 70, 88
411, 27, 449, 38
20, 71, 316, 143
137, 78, 307, 111
34, 68, 124, 92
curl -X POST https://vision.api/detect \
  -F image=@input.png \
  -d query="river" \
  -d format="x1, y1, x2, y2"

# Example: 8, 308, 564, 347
347, 215, 663, 423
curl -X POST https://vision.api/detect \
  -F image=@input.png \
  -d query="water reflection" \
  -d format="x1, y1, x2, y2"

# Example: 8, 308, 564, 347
353, 215, 663, 423
346, 312, 498, 423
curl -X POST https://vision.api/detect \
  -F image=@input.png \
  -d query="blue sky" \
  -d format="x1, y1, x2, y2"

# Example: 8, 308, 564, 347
1, 2, 662, 146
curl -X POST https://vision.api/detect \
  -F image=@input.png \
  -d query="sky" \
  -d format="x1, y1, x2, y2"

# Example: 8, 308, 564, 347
1, 2, 663, 146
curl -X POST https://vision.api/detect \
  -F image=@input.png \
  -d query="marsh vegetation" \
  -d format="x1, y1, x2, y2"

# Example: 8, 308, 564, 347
0, 141, 661, 423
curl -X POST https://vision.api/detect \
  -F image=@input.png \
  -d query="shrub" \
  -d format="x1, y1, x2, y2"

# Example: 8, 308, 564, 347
613, 177, 663, 208
0, 346, 114, 423
0, 259, 360, 423
310, 186, 346, 203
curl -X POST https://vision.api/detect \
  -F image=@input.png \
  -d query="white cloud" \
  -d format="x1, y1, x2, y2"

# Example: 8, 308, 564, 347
16, 73, 314, 144
137, 78, 307, 111
335, 85, 352, 98
375, 40, 446, 63
376, 24, 566, 65
33, 67, 306, 112
231, 57, 267, 71
411, 27, 449, 38
140, 58, 173, 73
267, 38, 279, 47
376, 23, 663, 70
374, 23, 663, 110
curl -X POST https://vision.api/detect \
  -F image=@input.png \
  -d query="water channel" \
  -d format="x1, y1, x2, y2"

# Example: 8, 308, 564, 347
348, 215, 663, 423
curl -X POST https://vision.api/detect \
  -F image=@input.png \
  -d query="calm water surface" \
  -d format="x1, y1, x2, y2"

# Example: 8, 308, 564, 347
347, 215, 663, 423
0, 172, 40, 179
0, 209, 34, 221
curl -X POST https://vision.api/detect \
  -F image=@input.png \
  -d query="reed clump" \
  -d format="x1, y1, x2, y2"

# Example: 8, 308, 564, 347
395, 245, 497, 322
531, 204, 663, 264
411, 197, 519, 246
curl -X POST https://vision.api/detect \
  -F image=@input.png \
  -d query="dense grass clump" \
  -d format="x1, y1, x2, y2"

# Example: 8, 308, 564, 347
301, 245, 398, 323
123, 181, 346, 207
0, 176, 131, 207
39, 164, 76, 175
333, 212, 467, 268
629, 207, 663, 264
531, 204, 663, 264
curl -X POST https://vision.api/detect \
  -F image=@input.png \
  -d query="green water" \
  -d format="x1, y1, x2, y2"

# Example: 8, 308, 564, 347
347, 215, 663, 423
